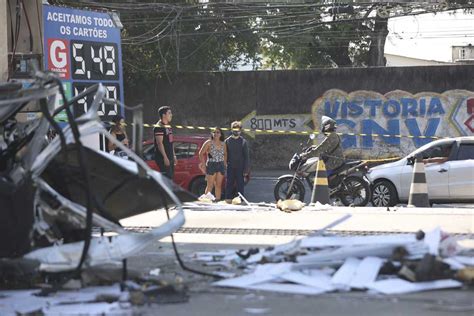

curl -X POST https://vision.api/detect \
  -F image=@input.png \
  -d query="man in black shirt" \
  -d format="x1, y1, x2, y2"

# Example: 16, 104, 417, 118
225, 121, 250, 202
154, 106, 176, 179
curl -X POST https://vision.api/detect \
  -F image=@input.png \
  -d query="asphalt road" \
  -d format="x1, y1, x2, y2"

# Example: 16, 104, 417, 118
244, 170, 474, 208
245, 170, 315, 204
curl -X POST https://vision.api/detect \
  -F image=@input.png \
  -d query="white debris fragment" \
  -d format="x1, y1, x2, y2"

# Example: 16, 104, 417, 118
201, 227, 469, 296
331, 257, 361, 290
300, 234, 417, 248
367, 278, 462, 295
349, 257, 384, 289
424, 226, 441, 256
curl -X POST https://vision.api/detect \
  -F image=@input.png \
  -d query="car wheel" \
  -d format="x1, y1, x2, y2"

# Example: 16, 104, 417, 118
372, 180, 398, 207
190, 177, 207, 197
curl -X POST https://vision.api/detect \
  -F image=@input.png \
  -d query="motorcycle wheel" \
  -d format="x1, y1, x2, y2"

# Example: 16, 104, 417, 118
274, 177, 305, 202
338, 176, 370, 206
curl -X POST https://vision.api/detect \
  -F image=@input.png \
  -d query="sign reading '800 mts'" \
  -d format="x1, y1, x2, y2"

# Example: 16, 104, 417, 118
43, 5, 124, 121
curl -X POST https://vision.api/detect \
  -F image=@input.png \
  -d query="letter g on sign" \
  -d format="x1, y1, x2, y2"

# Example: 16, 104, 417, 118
48, 38, 70, 79
50, 40, 67, 68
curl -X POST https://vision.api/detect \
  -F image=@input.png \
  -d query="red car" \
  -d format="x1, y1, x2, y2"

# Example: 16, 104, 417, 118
143, 134, 249, 196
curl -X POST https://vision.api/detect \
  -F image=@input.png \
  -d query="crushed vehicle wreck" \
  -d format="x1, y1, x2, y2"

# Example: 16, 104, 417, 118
0, 72, 195, 273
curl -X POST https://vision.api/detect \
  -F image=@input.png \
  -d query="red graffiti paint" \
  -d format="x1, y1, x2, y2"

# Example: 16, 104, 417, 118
464, 98, 474, 132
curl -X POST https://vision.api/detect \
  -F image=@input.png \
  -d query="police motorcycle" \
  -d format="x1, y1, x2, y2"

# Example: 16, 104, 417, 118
273, 134, 371, 206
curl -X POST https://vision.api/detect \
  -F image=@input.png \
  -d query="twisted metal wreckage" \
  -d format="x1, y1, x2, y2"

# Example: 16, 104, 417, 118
0, 71, 194, 274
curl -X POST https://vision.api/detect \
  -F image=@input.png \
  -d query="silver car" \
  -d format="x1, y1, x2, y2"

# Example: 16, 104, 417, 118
368, 137, 474, 206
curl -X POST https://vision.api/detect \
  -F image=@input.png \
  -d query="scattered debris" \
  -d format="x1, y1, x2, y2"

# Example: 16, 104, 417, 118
0, 73, 194, 314
276, 199, 305, 213
190, 227, 473, 296
232, 196, 242, 205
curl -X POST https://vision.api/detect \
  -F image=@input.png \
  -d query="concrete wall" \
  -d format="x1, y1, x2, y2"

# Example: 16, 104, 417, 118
125, 65, 474, 169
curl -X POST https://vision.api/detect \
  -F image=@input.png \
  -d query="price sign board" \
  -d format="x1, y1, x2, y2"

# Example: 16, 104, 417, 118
43, 5, 124, 123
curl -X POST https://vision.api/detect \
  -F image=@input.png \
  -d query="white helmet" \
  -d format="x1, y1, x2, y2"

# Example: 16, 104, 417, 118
321, 116, 337, 132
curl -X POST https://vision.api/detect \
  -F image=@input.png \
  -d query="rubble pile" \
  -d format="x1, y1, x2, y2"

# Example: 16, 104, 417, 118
0, 72, 193, 315
193, 227, 473, 296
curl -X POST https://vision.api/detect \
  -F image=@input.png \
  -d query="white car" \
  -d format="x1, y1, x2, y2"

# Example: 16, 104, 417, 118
368, 136, 474, 206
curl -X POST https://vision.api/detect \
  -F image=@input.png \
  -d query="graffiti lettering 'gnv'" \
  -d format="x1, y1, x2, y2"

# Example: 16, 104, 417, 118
323, 97, 445, 148
312, 90, 473, 158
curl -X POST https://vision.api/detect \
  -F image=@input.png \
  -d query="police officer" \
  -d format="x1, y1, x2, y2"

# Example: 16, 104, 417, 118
302, 116, 345, 173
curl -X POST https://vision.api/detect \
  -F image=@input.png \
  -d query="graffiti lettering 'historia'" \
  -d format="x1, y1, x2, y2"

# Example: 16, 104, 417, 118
312, 89, 474, 158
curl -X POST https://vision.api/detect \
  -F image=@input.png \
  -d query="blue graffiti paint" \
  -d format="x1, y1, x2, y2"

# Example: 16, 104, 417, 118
364, 99, 382, 117
420, 99, 427, 116
405, 118, 440, 147
383, 100, 401, 118
427, 98, 445, 115
348, 101, 363, 117
401, 98, 418, 117
322, 95, 446, 148
336, 119, 357, 148
361, 119, 400, 147
324, 100, 340, 118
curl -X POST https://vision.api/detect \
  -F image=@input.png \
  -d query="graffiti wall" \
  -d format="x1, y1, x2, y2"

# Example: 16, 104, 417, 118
125, 65, 474, 168
312, 89, 474, 158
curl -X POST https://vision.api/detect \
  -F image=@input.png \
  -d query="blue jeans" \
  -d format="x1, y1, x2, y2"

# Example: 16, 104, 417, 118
225, 165, 245, 199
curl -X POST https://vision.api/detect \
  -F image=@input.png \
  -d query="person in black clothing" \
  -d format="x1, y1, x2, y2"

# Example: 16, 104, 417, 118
225, 121, 250, 202
108, 115, 129, 159
154, 106, 176, 179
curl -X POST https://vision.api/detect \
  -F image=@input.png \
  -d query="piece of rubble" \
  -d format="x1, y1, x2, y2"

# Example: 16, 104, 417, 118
200, 227, 470, 296
232, 196, 242, 205
456, 267, 474, 284
276, 199, 305, 212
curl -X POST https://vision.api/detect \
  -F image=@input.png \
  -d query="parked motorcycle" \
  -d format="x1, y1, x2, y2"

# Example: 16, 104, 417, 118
274, 135, 371, 206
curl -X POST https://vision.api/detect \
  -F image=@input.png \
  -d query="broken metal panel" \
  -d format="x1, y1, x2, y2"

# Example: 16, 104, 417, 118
40, 144, 193, 220
34, 179, 127, 240
24, 208, 184, 272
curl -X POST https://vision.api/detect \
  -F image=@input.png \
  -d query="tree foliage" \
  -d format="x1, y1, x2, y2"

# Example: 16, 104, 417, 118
62, 0, 474, 88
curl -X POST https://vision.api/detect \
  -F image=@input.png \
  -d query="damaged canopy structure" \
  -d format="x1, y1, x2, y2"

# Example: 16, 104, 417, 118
0, 72, 194, 272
